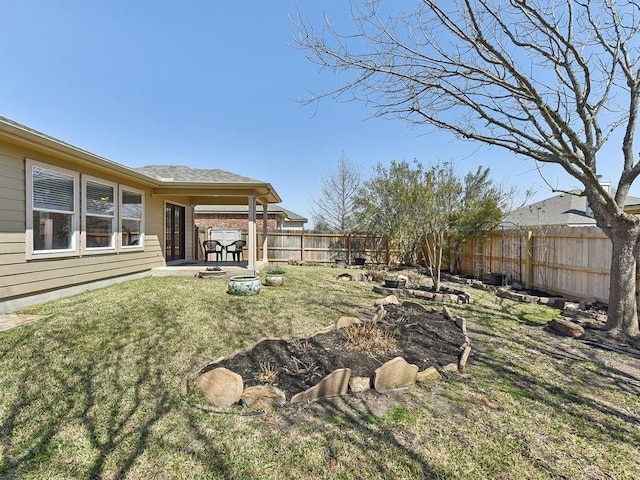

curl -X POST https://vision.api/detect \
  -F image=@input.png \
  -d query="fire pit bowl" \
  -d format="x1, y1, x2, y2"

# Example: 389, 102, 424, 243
228, 275, 261, 295
384, 276, 407, 289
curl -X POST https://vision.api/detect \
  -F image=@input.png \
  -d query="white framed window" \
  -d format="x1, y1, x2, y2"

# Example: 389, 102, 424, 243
120, 185, 144, 249
26, 159, 80, 259
82, 176, 117, 253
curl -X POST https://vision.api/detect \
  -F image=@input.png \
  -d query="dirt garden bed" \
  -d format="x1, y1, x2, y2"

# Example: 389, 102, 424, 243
200, 302, 467, 402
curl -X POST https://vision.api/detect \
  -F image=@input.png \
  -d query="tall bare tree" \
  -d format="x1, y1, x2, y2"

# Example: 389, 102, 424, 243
310, 153, 362, 232
295, 0, 640, 337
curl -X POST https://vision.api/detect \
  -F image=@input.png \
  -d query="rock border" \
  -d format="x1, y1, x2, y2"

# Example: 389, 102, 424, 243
372, 284, 470, 304
191, 297, 471, 411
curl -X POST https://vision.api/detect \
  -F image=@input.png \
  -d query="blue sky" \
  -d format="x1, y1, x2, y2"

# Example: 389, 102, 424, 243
1, 1, 631, 226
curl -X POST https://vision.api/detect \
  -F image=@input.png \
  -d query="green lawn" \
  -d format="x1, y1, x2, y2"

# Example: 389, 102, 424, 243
1, 266, 638, 479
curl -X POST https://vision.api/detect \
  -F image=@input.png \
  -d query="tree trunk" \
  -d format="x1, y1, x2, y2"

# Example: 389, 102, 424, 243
605, 227, 640, 337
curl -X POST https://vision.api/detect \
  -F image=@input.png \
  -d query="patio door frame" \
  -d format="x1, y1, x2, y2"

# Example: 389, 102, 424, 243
165, 202, 186, 262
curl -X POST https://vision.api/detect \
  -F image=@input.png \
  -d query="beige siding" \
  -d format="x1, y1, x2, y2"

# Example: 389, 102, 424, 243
0, 152, 25, 235
0, 143, 167, 302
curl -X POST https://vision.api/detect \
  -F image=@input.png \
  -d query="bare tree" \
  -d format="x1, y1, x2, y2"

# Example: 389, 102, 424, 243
310, 153, 362, 232
295, 0, 640, 337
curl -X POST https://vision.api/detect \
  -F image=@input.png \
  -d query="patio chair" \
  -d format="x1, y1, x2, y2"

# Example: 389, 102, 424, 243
226, 240, 246, 262
203, 240, 224, 262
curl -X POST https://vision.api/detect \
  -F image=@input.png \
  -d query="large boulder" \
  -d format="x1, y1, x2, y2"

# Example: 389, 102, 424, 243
373, 357, 418, 392
196, 367, 244, 408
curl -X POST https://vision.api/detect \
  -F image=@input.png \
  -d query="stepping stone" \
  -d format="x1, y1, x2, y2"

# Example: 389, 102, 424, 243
373, 357, 418, 392
291, 368, 351, 404
196, 367, 244, 408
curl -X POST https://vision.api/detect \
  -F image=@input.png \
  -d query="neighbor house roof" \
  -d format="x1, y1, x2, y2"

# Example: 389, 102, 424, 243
194, 204, 308, 222
502, 189, 640, 228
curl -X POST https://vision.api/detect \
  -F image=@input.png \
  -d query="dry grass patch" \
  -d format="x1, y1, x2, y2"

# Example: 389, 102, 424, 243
0, 266, 638, 479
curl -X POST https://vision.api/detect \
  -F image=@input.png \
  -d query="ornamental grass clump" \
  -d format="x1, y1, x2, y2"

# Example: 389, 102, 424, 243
266, 265, 286, 275
342, 321, 398, 355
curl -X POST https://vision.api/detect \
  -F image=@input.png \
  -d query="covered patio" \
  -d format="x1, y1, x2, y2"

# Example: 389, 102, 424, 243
134, 165, 281, 274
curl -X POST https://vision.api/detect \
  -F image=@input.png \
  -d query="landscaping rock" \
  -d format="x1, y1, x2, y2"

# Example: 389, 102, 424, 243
416, 366, 442, 382
442, 305, 453, 320
459, 345, 472, 369
375, 294, 400, 307
403, 301, 430, 312
458, 292, 471, 304
291, 368, 351, 404
373, 357, 418, 392
442, 363, 459, 373
240, 385, 287, 410
571, 314, 606, 328
349, 376, 371, 393
196, 367, 244, 408
336, 316, 362, 330
548, 317, 585, 338
240, 385, 286, 410
455, 316, 467, 335
352, 273, 369, 282
371, 308, 386, 323
579, 297, 599, 310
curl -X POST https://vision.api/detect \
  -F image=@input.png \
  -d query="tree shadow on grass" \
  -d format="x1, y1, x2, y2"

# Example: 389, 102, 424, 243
267, 392, 446, 479
468, 318, 640, 445
0, 307, 237, 480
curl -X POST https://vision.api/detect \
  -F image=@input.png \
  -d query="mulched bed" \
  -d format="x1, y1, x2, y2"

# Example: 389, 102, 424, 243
203, 303, 466, 400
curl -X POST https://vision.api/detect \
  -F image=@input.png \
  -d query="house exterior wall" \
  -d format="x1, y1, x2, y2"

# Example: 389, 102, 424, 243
0, 141, 166, 305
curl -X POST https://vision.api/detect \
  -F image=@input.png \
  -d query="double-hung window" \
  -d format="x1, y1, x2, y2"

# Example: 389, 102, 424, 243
26, 159, 145, 258
120, 186, 144, 249
27, 159, 79, 259
83, 177, 116, 252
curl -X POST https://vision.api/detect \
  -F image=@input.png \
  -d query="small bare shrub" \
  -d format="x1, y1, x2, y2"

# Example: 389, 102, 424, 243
367, 269, 387, 282
342, 322, 397, 355
256, 362, 279, 385
292, 338, 311, 354
405, 270, 426, 283
285, 356, 320, 377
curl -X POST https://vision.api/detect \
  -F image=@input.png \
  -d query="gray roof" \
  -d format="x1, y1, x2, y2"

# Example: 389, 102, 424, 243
502, 190, 640, 228
133, 165, 263, 184
195, 204, 308, 222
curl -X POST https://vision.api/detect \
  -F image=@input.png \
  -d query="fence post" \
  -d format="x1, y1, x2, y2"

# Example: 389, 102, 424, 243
301, 230, 305, 264
385, 238, 390, 265
525, 230, 534, 288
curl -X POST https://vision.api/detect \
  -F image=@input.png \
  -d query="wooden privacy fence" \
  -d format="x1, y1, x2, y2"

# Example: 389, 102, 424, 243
258, 232, 392, 265
256, 227, 616, 302
458, 226, 614, 302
